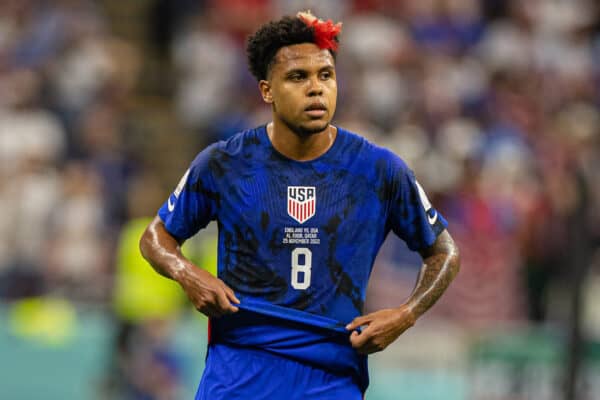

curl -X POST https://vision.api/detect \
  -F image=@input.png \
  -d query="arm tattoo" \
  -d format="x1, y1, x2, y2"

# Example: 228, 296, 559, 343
408, 230, 460, 319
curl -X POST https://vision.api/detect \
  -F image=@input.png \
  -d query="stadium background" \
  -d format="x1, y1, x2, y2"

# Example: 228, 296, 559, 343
1, 0, 600, 399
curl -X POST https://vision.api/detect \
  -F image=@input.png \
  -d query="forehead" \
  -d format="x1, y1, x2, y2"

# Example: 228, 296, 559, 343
271, 43, 335, 74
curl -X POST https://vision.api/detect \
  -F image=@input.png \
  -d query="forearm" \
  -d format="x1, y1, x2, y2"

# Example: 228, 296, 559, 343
346, 230, 459, 353
140, 216, 240, 316
405, 230, 460, 320
139, 215, 194, 282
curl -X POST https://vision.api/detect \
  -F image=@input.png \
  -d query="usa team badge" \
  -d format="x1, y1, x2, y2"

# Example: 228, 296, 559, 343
287, 186, 316, 224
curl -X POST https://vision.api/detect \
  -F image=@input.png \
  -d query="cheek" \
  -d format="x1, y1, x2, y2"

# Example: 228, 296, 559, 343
327, 82, 338, 107
275, 87, 301, 110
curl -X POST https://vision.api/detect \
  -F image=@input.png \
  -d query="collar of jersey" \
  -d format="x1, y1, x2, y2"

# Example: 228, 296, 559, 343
258, 124, 345, 166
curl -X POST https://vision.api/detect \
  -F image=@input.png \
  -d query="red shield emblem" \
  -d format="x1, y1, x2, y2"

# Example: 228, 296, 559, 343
287, 186, 316, 224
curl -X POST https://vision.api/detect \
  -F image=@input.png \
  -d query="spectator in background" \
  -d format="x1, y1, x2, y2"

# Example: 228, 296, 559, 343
46, 161, 110, 301
77, 102, 134, 227
0, 68, 65, 299
0, 0, 142, 304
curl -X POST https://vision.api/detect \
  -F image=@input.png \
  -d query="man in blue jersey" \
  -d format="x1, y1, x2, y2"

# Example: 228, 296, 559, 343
140, 10, 460, 400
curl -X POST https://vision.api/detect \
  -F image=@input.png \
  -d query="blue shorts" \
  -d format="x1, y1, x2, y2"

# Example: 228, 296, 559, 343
195, 343, 363, 400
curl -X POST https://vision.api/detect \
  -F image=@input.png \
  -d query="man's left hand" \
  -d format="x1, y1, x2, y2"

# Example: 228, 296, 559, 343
346, 306, 416, 355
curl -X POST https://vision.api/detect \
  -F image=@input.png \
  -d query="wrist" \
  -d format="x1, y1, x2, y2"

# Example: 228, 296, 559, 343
169, 258, 195, 283
398, 303, 419, 326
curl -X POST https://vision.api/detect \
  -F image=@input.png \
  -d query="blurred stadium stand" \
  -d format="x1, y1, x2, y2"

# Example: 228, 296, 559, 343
1, 0, 600, 399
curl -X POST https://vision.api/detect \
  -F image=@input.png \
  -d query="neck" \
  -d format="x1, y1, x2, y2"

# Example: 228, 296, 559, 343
267, 120, 337, 161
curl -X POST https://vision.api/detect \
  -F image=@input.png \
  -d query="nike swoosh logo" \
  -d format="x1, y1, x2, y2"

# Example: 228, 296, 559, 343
428, 210, 438, 225
168, 197, 175, 212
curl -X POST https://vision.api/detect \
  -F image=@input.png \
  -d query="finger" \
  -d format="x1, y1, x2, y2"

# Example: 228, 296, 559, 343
349, 328, 371, 349
215, 288, 238, 313
346, 315, 371, 331
223, 284, 241, 305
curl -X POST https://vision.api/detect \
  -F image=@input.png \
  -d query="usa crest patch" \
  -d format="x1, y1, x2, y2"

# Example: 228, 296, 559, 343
287, 186, 316, 224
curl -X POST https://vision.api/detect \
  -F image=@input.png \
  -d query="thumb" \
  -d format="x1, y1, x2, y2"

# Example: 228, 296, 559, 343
349, 330, 361, 346
349, 329, 370, 349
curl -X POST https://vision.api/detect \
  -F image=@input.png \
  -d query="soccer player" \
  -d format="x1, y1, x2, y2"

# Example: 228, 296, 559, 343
140, 11, 460, 400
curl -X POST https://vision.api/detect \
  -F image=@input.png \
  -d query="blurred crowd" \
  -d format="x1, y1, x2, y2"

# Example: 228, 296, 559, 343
1, 0, 600, 397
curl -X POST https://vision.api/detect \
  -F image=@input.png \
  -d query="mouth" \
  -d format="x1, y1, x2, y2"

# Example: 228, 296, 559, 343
304, 103, 328, 118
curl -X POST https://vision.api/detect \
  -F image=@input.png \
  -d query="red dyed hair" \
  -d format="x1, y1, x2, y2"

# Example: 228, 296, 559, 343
297, 11, 342, 51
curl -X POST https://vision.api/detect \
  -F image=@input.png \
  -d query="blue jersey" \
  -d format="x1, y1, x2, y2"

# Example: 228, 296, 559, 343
158, 125, 447, 392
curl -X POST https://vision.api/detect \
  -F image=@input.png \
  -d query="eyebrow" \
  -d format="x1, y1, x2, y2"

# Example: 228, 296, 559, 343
284, 69, 306, 77
284, 65, 334, 75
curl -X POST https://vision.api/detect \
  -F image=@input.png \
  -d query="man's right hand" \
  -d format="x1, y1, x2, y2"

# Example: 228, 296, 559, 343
176, 266, 240, 318
139, 216, 240, 318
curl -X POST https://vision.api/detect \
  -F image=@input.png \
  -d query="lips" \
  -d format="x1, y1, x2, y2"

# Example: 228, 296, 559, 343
304, 102, 327, 118
305, 102, 327, 112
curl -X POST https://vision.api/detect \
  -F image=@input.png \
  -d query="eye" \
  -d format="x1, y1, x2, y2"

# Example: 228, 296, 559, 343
288, 73, 304, 82
320, 71, 332, 80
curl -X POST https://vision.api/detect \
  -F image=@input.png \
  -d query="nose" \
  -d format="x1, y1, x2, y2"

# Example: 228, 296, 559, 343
307, 76, 323, 97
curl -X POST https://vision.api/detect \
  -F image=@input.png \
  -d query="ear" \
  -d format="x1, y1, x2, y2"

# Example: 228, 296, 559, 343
259, 80, 273, 104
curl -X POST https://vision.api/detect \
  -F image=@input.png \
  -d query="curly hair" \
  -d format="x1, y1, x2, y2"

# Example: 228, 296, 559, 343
246, 16, 339, 81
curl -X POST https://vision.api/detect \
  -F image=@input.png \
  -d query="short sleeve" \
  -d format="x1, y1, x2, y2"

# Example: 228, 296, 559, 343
386, 155, 448, 251
158, 144, 219, 241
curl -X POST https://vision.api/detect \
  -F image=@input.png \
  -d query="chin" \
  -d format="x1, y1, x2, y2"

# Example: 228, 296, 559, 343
297, 121, 330, 136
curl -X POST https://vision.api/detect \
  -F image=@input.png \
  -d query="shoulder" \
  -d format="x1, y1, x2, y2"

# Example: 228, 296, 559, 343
217, 127, 264, 154
182, 127, 264, 186
336, 126, 411, 174
189, 126, 264, 169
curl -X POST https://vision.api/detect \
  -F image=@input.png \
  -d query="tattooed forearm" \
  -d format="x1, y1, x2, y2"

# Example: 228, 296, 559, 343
406, 230, 460, 319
